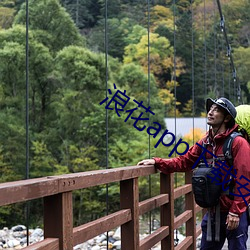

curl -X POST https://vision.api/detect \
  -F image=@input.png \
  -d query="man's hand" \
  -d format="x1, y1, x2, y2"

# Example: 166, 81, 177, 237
226, 213, 240, 230
137, 159, 155, 166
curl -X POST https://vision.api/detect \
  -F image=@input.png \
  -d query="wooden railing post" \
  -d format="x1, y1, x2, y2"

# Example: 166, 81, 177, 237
161, 173, 174, 250
44, 192, 73, 250
120, 178, 139, 250
185, 171, 196, 250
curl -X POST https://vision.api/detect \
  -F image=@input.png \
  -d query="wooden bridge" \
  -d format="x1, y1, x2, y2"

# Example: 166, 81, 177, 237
0, 165, 204, 250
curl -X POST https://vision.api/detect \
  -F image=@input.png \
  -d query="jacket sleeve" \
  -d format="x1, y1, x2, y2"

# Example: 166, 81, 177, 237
229, 136, 250, 215
153, 142, 203, 174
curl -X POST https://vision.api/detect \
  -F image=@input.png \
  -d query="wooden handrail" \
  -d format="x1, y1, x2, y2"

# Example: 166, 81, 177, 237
0, 165, 203, 250
0, 165, 155, 206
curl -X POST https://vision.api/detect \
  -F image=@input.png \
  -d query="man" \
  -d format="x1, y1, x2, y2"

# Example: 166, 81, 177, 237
138, 97, 250, 250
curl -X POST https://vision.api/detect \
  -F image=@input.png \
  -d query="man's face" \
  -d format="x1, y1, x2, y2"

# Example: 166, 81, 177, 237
207, 104, 226, 127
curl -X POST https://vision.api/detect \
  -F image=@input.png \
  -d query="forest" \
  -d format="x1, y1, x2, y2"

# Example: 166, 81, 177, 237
0, 0, 249, 228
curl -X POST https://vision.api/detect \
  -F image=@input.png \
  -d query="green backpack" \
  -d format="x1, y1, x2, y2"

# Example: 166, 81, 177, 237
235, 105, 250, 141
224, 105, 250, 166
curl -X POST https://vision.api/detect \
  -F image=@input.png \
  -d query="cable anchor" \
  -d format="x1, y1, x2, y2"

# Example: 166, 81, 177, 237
220, 15, 225, 32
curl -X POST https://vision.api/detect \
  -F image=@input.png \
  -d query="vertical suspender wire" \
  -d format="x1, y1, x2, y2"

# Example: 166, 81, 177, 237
25, 0, 30, 245
228, 64, 231, 100
173, 0, 176, 147
222, 57, 225, 96
203, 0, 207, 98
213, 0, 217, 96
218, 18, 225, 96
204, 0, 209, 134
191, 1, 195, 145
172, 0, 179, 244
104, 0, 109, 248
147, 0, 152, 234
173, 0, 177, 187
233, 70, 236, 103
76, 0, 79, 27
220, 39, 225, 96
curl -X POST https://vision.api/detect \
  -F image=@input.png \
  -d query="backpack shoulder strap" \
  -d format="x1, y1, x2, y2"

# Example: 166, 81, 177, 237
223, 131, 242, 166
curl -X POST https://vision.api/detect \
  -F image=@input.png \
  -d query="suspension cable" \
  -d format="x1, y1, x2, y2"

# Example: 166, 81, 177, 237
25, 0, 30, 245
219, 35, 225, 96
172, 0, 179, 245
173, 0, 177, 144
213, 0, 217, 96
203, 0, 207, 98
147, 0, 152, 234
228, 64, 231, 100
191, 0, 195, 144
104, 0, 109, 248
216, 0, 242, 104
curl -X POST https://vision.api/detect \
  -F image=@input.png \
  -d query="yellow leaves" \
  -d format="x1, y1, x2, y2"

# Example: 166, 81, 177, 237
174, 56, 186, 77
183, 99, 193, 115
124, 31, 186, 81
0, 7, 15, 29
225, 0, 248, 9
167, 107, 181, 117
158, 88, 174, 105
200, 112, 207, 118
234, 47, 250, 83
248, 81, 250, 93
124, 32, 173, 75
149, 5, 174, 32
235, 47, 250, 66
158, 87, 181, 117
152, 5, 172, 19
183, 128, 206, 144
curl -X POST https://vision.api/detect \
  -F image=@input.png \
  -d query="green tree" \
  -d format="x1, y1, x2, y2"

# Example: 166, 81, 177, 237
0, 25, 56, 132
61, 0, 101, 28
30, 141, 57, 177
0, 38, 27, 180
0, 6, 15, 29
116, 63, 166, 124
234, 46, 250, 102
0, 0, 23, 29
149, 5, 174, 32
124, 32, 185, 86
86, 17, 138, 60
14, 0, 84, 52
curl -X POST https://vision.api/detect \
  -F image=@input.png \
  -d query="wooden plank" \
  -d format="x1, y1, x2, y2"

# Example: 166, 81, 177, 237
174, 184, 192, 199
196, 225, 202, 237
161, 173, 174, 250
22, 238, 59, 250
139, 194, 169, 215
58, 165, 156, 192
139, 226, 169, 250
0, 165, 156, 206
73, 209, 131, 245
174, 210, 192, 229
195, 204, 203, 213
0, 165, 202, 250
120, 178, 140, 250
44, 192, 73, 250
174, 236, 193, 250
0, 177, 59, 206
185, 172, 196, 250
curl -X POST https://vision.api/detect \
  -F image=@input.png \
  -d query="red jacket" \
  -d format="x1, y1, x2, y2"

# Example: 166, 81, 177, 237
154, 124, 250, 216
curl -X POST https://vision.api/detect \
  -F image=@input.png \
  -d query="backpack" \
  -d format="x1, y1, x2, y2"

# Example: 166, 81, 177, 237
192, 132, 241, 208
192, 105, 250, 241
192, 160, 222, 208
192, 104, 250, 208
235, 105, 250, 141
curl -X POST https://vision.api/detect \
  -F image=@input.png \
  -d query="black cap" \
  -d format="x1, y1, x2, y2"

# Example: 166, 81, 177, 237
206, 97, 237, 119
